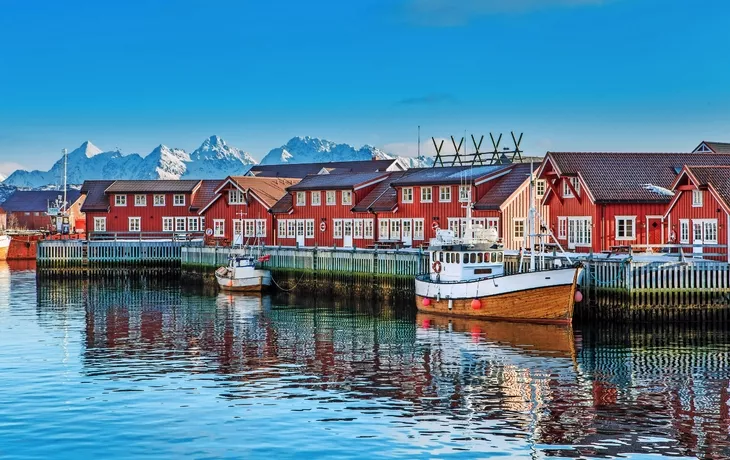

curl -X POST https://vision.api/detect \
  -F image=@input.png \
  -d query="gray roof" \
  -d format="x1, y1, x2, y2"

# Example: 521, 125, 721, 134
248, 159, 400, 178
1, 190, 82, 212
391, 165, 509, 186
104, 180, 201, 193
287, 172, 388, 191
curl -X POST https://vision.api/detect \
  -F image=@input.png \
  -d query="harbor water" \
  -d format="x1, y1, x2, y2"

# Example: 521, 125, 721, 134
0, 263, 729, 459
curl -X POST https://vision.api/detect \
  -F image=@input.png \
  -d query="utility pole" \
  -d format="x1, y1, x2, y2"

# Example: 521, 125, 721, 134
62, 148, 68, 212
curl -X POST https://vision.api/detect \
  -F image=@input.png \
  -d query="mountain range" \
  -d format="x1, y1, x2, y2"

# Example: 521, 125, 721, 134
4, 135, 431, 188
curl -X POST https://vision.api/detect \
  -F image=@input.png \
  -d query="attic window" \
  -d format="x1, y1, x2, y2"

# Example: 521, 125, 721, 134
696, 144, 712, 152
229, 189, 246, 204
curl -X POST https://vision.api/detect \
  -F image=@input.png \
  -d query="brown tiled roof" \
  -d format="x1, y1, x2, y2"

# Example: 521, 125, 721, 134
190, 180, 223, 211
105, 180, 201, 193
686, 166, 730, 209
391, 165, 509, 186
80, 180, 115, 212
701, 142, 730, 154
287, 172, 388, 191
270, 193, 293, 214
474, 164, 533, 210
228, 176, 299, 208
352, 171, 409, 213
248, 159, 400, 178
545, 152, 730, 203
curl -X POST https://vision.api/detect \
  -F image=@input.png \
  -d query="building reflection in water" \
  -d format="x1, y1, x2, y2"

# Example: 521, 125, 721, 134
35, 277, 730, 459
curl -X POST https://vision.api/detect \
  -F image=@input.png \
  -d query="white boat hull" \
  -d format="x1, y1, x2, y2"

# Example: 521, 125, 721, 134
215, 267, 272, 292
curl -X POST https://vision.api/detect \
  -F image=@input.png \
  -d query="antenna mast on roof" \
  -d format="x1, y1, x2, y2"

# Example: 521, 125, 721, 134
63, 148, 67, 212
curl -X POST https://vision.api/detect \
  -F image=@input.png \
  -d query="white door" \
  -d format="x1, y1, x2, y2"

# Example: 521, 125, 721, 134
296, 220, 305, 246
343, 220, 353, 247
692, 221, 703, 254
401, 219, 412, 247
233, 220, 243, 246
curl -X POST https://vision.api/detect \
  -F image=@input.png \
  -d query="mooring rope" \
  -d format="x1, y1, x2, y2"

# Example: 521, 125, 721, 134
270, 271, 308, 292
588, 256, 632, 287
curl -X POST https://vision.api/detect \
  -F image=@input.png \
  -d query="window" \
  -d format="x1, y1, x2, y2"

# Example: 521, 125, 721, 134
402, 219, 412, 241
353, 219, 363, 239
278, 219, 287, 237
115, 195, 127, 206
379, 219, 389, 240
326, 190, 336, 205
402, 187, 413, 203
692, 190, 703, 207
390, 219, 401, 239
94, 217, 106, 232
679, 219, 689, 244
311, 191, 321, 206
296, 191, 306, 206
568, 217, 592, 247
420, 187, 432, 203
439, 186, 451, 202
536, 180, 546, 197
459, 185, 470, 203
213, 219, 225, 237
557, 217, 567, 239
233, 220, 243, 239
486, 218, 499, 229
287, 220, 296, 238
333, 219, 343, 239
229, 189, 245, 204
244, 220, 255, 237
615, 216, 636, 240
188, 217, 199, 232
154, 194, 165, 206
134, 194, 146, 206
305, 219, 315, 238
342, 190, 352, 205
162, 217, 174, 232
128, 217, 141, 232
448, 218, 460, 235
175, 217, 186, 232
694, 219, 718, 244
173, 194, 185, 206
364, 219, 374, 239
200, 217, 205, 231
296, 220, 305, 239
513, 219, 525, 240
414, 219, 424, 240
256, 220, 266, 237
563, 177, 580, 198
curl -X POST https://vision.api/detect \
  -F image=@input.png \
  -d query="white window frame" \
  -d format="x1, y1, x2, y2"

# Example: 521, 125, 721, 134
134, 194, 146, 207
692, 189, 703, 207
615, 216, 636, 241
213, 219, 225, 237
305, 219, 315, 238
175, 217, 186, 232
188, 217, 199, 232
536, 180, 546, 197
439, 186, 451, 203
342, 190, 352, 205
420, 187, 432, 203
256, 219, 266, 237
379, 219, 389, 240
513, 218, 525, 241
243, 220, 255, 238
413, 219, 424, 240
679, 219, 689, 244
458, 185, 470, 203
447, 218, 460, 235
154, 194, 165, 206
402, 187, 413, 203
296, 191, 306, 206
567, 217, 592, 248
287, 220, 296, 238
390, 218, 401, 240
563, 177, 579, 198
162, 217, 174, 232
311, 191, 321, 206
333, 219, 343, 239
326, 190, 336, 206
364, 219, 374, 239
115, 194, 127, 207
693, 218, 718, 244
486, 218, 499, 229
228, 189, 245, 205
353, 219, 363, 239
557, 216, 567, 239
278, 219, 287, 238
173, 194, 185, 206
128, 216, 141, 232
93, 217, 106, 232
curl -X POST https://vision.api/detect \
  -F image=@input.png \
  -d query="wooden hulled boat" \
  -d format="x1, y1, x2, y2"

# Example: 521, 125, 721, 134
0, 235, 10, 261
215, 254, 272, 292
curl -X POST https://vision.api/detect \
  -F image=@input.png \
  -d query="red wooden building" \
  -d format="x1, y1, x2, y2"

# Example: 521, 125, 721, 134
198, 176, 298, 246
538, 152, 730, 253
664, 166, 730, 261
81, 180, 220, 237
1, 190, 84, 231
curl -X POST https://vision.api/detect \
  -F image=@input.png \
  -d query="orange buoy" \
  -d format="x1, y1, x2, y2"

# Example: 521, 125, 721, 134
422, 297, 431, 306
574, 290, 583, 303
471, 299, 481, 310
422, 318, 431, 328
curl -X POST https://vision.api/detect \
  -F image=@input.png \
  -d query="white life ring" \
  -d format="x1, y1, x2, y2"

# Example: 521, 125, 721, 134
431, 221, 439, 231
320, 221, 327, 232
205, 228, 213, 236
432, 261, 442, 273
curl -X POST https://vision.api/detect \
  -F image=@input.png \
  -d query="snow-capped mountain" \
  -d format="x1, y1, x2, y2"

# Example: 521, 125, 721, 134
260, 136, 433, 168
3, 136, 257, 188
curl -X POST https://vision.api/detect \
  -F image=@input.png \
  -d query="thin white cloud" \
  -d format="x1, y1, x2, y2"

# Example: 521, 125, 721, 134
404, 0, 608, 26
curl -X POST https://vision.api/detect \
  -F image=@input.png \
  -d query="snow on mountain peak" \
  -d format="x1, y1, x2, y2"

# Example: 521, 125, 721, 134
70, 140, 103, 158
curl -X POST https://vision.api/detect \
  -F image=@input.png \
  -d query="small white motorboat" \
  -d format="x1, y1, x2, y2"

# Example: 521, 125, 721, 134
215, 254, 272, 292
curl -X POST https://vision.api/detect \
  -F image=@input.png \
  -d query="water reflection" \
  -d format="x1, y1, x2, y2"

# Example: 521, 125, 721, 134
18, 277, 730, 458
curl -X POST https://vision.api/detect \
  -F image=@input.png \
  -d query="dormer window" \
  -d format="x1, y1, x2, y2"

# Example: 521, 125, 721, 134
563, 177, 580, 198
229, 189, 245, 205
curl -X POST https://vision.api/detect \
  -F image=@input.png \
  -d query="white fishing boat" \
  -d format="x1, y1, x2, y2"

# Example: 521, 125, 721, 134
0, 235, 11, 261
415, 165, 583, 324
215, 254, 272, 292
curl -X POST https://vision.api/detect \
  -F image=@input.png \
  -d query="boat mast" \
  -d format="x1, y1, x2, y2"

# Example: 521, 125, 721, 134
62, 148, 68, 213
528, 161, 536, 272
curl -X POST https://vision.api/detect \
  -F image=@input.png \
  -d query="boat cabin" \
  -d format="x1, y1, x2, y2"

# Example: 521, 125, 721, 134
428, 227, 505, 282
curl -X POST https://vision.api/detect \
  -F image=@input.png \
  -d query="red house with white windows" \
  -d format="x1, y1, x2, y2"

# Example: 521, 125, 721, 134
538, 152, 730, 253
664, 166, 730, 261
198, 176, 298, 246
81, 180, 219, 237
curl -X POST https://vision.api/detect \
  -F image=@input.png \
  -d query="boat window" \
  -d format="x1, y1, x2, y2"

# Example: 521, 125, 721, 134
477, 253, 483, 263
497, 252, 503, 262
439, 252, 444, 262
447, 253, 451, 263
455, 253, 460, 264
475, 268, 492, 275
489, 252, 495, 263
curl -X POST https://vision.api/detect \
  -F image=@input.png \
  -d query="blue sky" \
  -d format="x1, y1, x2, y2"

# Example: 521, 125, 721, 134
0, 0, 729, 174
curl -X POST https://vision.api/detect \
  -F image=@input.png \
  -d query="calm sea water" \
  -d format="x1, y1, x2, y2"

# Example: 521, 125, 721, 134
0, 263, 729, 459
